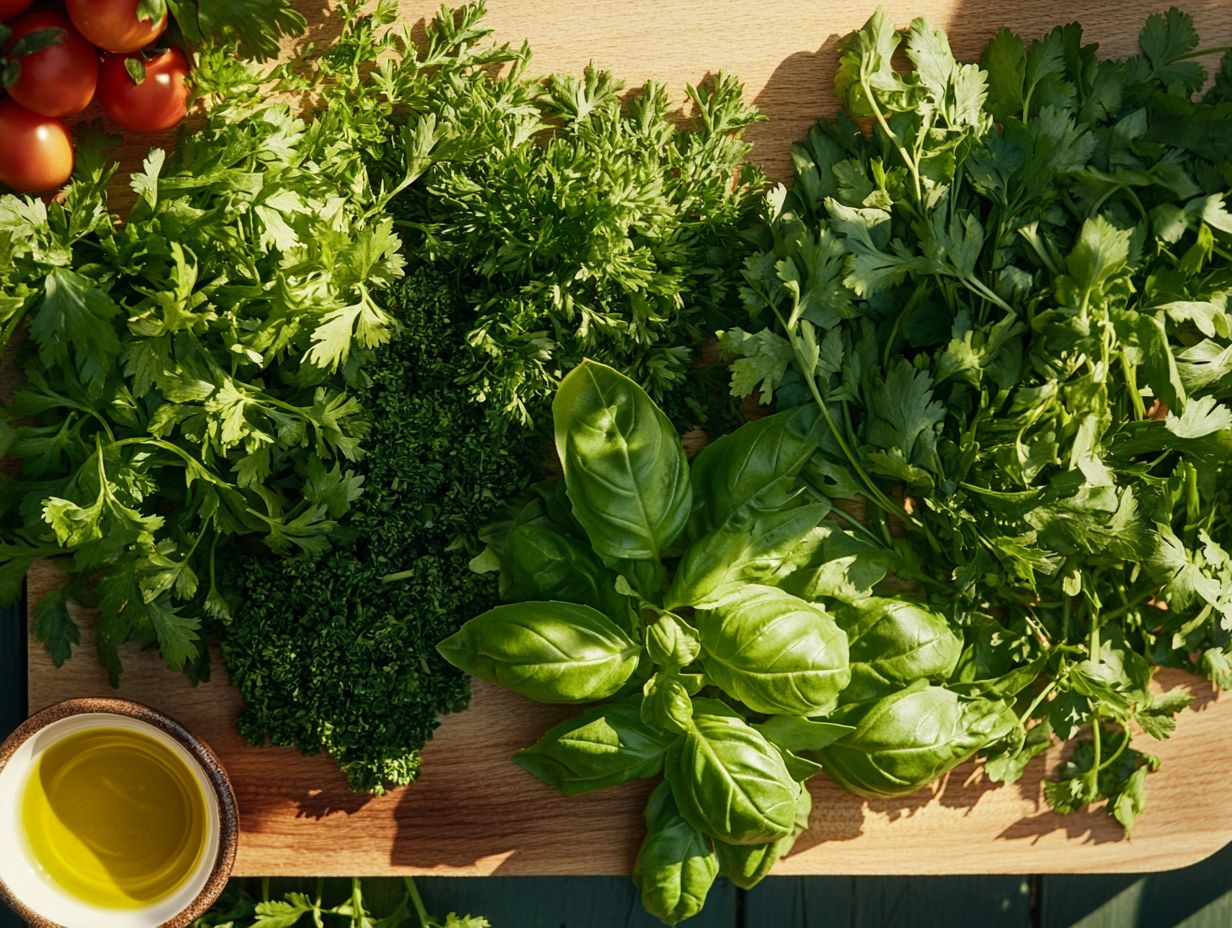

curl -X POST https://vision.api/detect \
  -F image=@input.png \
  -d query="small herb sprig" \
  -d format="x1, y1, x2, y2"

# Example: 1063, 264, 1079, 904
192, 877, 489, 928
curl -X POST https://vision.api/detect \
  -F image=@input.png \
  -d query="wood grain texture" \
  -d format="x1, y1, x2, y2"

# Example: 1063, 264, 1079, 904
90, 0, 1232, 194
25, 564, 1232, 878
19, 0, 1232, 881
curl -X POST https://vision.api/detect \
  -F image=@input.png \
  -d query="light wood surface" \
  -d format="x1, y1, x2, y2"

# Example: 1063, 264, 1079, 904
25, 558, 1232, 877
20, 0, 1232, 878
96, 0, 1232, 188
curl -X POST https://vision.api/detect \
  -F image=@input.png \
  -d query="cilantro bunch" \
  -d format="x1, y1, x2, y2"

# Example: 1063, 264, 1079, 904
726, 9, 1232, 828
0, 4, 512, 681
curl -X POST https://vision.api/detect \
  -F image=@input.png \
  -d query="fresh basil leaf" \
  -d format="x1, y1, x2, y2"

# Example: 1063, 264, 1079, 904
770, 522, 892, 604
501, 519, 612, 611
437, 601, 639, 704
668, 502, 831, 609
513, 699, 669, 795
755, 716, 855, 753
642, 673, 695, 734
820, 684, 1014, 797
714, 787, 812, 890
667, 711, 800, 846
687, 405, 822, 535
836, 597, 962, 702
699, 585, 850, 716
633, 783, 719, 926
553, 360, 692, 563
646, 613, 701, 671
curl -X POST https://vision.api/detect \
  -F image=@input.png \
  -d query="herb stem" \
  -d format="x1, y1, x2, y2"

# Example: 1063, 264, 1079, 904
1097, 728, 1130, 772
1020, 680, 1059, 725
797, 340, 927, 537
405, 877, 431, 927
861, 75, 923, 207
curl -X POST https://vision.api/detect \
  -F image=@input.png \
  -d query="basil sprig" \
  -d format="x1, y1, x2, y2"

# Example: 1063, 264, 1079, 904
441, 360, 1008, 923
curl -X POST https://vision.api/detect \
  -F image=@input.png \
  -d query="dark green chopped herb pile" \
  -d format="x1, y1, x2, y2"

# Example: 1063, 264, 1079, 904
226, 267, 540, 793
725, 8, 1232, 830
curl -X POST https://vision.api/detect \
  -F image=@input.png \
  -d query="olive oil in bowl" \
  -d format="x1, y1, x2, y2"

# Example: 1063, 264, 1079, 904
20, 726, 208, 908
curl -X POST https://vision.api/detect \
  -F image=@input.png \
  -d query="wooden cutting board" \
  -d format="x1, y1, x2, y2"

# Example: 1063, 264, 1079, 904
20, 0, 1232, 878
24, 564, 1232, 876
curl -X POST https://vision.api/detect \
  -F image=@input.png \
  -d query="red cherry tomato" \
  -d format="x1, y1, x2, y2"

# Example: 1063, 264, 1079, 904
0, 102, 73, 193
0, 0, 34, 21
98, 47, 189, 132
5, 12, 98, 118
65, 0, 166, 53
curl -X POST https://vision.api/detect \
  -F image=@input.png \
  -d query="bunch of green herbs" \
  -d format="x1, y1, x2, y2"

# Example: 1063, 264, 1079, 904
393, 54, 764, 428
227, 268, 539, 793
725, 8, 1232, 829
219, 0, 768, 789
442, 361, 1019, 924
0, 3, 512, 681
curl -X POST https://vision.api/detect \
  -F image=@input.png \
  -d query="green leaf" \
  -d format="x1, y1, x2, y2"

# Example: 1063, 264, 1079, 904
31, 586, 79, 667
8, 27, 66, 60
1166, 395, 1232, 439
143, 597, 201, 673
642, 674, 695, 734
981, 28, 1026, 121
835, 9, 909, 117
1135, 8, 1205, 92
666, 710, 800, 845
984, 720, 1054, 785
1064, 216, 1131, 295
668, 502, 831, 609
29, 269, 121, 393
437, 601, 640, 704
646, 613, 701, 671
553, 361, 692, 563
821, 685, 1014, 798
125, 57, 147, 85
633, 783, 719, 926
719, 327, 796, 405
513, 700, 669, 795
687, 405, 821, 533
754, 716, 855, 753
837, 598, 963, 702
166, 0, 307, 61
500, 519, 612, 611
714, 787, 811, 890
1110, 765, 1149, 833
699, 585, 850, 716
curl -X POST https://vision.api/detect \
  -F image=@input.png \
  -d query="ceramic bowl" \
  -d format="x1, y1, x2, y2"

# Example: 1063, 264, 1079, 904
0, 698, 239, 928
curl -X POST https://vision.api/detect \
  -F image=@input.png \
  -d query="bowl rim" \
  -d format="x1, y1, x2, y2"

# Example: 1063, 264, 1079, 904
0, 697, 239, 928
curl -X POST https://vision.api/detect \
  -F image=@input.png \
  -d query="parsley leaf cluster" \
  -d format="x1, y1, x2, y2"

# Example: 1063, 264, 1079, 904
0, 7, 468, 681
394, 58, 763, 427
726, 8, 1232, 829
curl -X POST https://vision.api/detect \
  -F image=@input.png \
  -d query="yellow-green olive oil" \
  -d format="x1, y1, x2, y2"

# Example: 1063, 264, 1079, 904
20, 726, 207, 908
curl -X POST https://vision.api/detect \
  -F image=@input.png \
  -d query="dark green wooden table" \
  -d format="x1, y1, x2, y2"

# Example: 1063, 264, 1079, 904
2, 595, 1229, 928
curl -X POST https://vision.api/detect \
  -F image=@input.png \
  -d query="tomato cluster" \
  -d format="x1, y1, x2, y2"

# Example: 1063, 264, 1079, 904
0, 0, 190, 193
